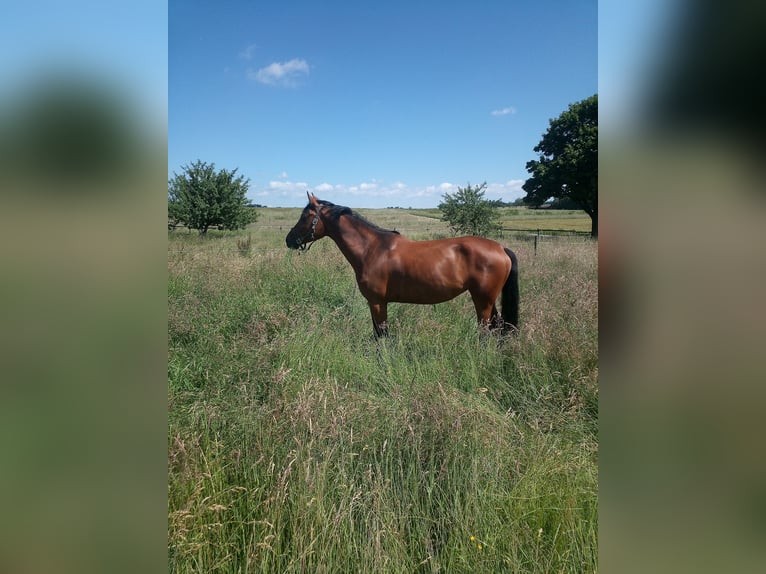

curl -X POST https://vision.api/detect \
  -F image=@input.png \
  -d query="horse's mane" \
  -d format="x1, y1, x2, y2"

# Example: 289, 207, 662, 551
317, 199, 400, 235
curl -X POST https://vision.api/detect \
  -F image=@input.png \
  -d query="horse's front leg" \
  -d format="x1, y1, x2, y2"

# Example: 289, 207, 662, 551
368, 302, 389, 338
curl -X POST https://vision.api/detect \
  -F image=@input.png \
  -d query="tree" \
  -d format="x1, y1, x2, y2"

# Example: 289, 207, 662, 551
168, 160, 256, 234
522, 94, 598, 237
438, 182, 500, 237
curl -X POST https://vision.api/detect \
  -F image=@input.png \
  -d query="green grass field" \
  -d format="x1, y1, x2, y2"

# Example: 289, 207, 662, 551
168, 208, 597, 573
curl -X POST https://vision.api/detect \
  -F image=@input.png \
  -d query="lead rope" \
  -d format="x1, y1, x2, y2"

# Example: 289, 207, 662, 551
298, 237, 317, 252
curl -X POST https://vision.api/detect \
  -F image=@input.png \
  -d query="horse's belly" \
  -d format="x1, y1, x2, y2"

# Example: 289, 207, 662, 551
358, 264, 466, 304
392, 292, 462, 304
386, 282, 465, 304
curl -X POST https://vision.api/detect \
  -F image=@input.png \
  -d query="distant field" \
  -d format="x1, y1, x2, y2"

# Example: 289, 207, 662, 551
495, 207, 591, 233
252, 206, 592, 238
168, 211, 597, 573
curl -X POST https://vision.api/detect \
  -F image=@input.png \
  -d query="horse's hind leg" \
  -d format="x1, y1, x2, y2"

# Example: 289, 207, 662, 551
471, 295, 498, 331
490, 305, 504, 330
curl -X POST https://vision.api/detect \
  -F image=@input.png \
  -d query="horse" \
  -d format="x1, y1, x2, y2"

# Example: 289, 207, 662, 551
285, 192, 519, 338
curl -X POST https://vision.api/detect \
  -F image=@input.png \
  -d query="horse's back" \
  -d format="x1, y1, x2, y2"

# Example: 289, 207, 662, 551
405, 236, 508, 270
397, 234, 503, 254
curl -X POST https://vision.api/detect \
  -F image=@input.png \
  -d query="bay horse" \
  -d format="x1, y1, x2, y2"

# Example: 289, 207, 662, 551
286, 193, 519, 338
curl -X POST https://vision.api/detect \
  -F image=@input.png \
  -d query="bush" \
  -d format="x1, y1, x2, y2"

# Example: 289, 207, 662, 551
438, 182, 500, 237
168, 160, 257, 235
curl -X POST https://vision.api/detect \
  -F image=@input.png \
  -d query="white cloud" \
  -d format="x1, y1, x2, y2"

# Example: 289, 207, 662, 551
484, 179, 525, 201
251, 177, 526, 207
249, 58, 309, 87
491, 106, 517, 116
239, 44, 257, 60
268, 180, 309, 193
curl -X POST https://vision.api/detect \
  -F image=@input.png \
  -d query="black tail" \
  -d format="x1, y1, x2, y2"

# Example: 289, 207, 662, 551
501, 248, 519, 333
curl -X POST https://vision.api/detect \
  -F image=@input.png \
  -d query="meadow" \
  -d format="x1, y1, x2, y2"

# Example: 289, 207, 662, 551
168, 207, 597, 573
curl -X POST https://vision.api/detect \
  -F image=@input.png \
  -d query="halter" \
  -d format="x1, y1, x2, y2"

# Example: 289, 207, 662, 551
297, 209, 320, 251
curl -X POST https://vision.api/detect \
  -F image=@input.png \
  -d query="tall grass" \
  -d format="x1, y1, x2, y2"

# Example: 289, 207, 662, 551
168, 215, 597, 573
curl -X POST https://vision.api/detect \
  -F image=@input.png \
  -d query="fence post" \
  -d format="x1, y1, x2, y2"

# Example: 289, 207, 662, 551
534, 229, 539, 255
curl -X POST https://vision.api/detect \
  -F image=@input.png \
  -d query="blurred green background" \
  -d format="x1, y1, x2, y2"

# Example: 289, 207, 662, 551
0, 2, 166, 573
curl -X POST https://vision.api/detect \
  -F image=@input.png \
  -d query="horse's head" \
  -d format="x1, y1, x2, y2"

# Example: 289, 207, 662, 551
285, 192, 328, 250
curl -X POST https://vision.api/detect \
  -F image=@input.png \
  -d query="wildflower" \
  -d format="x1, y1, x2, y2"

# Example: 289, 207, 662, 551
469, 535, 476, 542
477, 543, 483, 551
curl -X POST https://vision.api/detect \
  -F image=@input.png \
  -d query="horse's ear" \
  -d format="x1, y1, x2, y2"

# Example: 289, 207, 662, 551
307, 191, 319, 207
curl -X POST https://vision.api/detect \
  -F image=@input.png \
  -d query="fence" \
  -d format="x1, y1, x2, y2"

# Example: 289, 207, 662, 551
169, 220, 595, 258
500, 227, 594, 255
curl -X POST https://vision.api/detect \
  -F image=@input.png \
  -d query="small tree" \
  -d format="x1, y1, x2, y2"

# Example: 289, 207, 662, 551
523, 94, 598, 237
438, 182, 500, 237
168, 160, 256, 235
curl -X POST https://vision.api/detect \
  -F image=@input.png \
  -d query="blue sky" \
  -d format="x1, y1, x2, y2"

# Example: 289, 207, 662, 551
599, 0, 674, 135
1, 1, 167, 125
169, 0, 597, 208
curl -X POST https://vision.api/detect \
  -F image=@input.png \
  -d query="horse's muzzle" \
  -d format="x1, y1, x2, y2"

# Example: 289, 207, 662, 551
285, 233, 300, 249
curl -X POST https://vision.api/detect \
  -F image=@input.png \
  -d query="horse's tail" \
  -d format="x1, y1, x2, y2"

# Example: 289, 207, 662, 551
501, 248, 519, 333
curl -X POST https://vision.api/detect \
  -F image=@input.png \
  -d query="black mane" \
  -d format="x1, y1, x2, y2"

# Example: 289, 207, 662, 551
315, 199, 400, 235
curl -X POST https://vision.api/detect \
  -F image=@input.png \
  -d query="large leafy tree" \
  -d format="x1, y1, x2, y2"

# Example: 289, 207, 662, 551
168, 160, 256, 234
438, 182, 500, 237
523, 94, 598, 237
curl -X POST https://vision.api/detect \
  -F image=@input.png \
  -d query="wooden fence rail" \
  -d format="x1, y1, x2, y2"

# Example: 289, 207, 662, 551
501, 227, 592, 237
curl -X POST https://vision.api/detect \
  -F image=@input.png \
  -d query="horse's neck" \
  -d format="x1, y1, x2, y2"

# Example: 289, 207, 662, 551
325, 216, 378, 273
